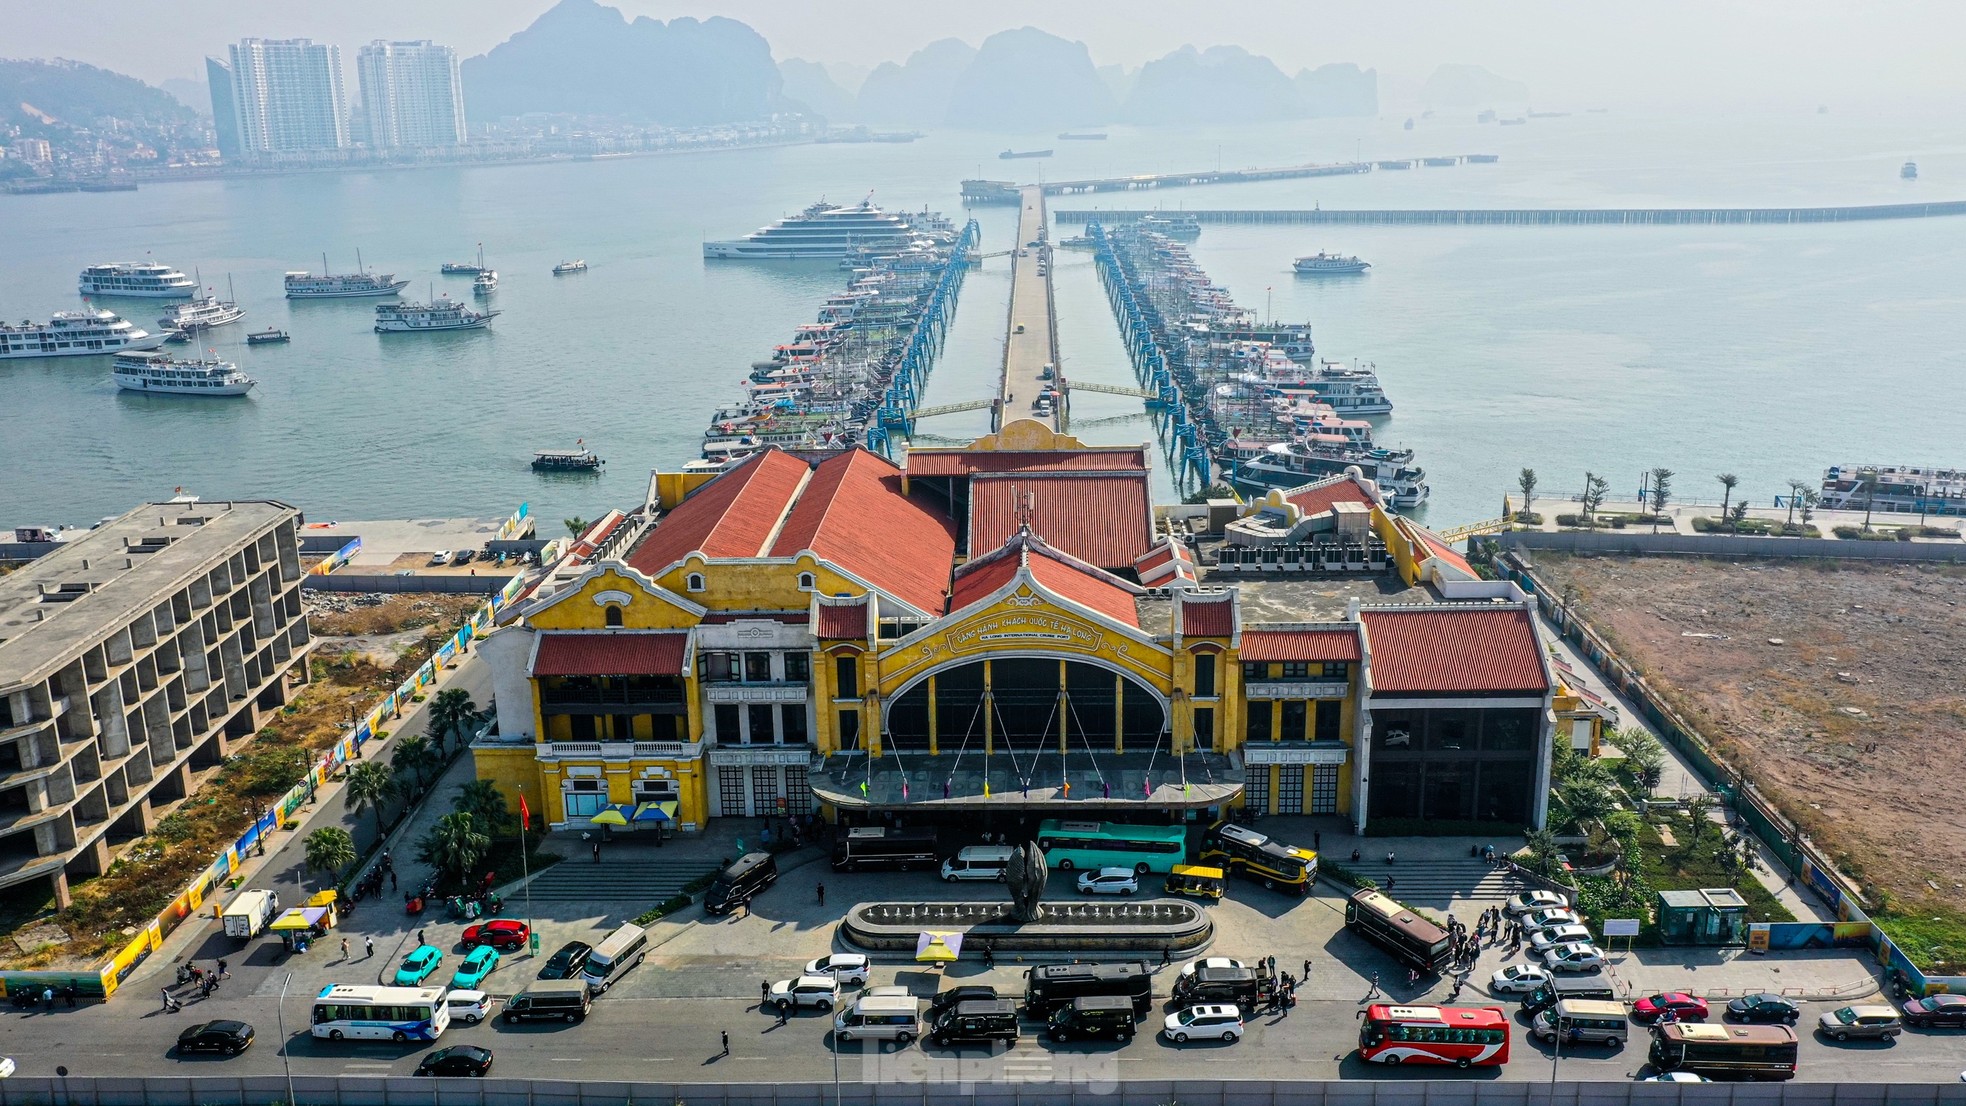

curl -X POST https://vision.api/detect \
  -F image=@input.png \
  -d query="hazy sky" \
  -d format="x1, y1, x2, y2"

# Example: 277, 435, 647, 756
3, 0, 1960, 109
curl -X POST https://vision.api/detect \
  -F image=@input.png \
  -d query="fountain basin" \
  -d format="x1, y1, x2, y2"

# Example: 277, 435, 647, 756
842, 898, 1212, 955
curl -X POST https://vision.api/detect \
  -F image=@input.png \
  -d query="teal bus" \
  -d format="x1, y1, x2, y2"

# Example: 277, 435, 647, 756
1035, 820, 1187, 874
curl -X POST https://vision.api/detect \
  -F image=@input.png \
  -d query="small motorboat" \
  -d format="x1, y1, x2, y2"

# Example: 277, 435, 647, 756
246, 329, 291, 344
553, 260, 588, 275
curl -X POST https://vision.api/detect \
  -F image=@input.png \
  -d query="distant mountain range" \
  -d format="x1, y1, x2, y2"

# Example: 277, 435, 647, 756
0, 57, 201, 130
1419, 64, 1531, 107
1116, 46, 1377, 123
460, 0, 785, 124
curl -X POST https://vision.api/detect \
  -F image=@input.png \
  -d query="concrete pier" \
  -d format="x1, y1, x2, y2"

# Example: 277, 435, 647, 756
1054, 200, 1966, 226
1000, 185, 1060, 430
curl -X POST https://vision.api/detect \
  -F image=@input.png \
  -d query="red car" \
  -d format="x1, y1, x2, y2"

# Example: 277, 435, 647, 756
1633, 992, 1709, 1022
461, 919, 531, 952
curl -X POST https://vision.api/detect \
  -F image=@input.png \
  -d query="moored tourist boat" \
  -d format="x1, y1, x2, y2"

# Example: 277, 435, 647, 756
373, 297, 498, 332
532, 445, 603, 471
112, 351, 255, 396
1293, 252, 1371, 275
77, 261, 197, 298
0, 309, 165, 359
286, 252, 407, 298
553, 260, 588, 274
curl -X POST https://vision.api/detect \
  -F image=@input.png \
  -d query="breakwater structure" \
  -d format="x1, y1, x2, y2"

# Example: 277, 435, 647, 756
961, 155, 1496, 204
1056, 199, 1966, 226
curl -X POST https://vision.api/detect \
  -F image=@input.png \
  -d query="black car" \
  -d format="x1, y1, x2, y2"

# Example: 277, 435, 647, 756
455, 549, 476, 566
538, 940, 593, 980
1726, 993, 1800, 1024
176, 1020, 255, 1056
928, 985, 999, 1020
1903, 994, 1966, 1028
415, 1045, 494, 1077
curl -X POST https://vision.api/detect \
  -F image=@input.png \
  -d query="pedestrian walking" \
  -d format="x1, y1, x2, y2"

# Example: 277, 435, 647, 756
761, 980, 770, 1006
593, 841, 601, 863
364, 936, 374, 958
735, 837, 746, 857
720, 1030, 730, 1057
418, 929, 426, 947
64, 985, 76, 1007
162, 988, 180, 1013
1313, 831, 1321, 851
341, 937, 350, 959
390, 870, 398, 891
217, 959, 228, 979
1384, 876, 1394, 894
43, 986, 54, 1006
1267, 954, 1277, 975
816, 882, 825, 906
1408, 967, 1419, 988
1364, 972, 1380, 1001
1303, 958, 1312, 979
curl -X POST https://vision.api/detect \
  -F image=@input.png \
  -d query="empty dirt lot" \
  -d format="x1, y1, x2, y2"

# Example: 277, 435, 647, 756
1532, 553, 1966, 914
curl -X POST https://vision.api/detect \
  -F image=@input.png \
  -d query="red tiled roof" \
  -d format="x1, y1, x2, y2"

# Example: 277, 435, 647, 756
947, 551, 1025, 613
531, 632, 689, 677
628, 450, 810, 574
1026, 554, 1140, 627
1284, 474, 1378, 516
907, 448, 1149, 478
1358, 607, 1549, 694
1135, 544, 1178, 573
949, 532, 1142, 627
1180, 597, 1235, 637
1239, 628, 1362, 662
1410, 522, 1477, 578
970, 474, 1153, 569
815, 601, 868, 639
768, 450, 957, 615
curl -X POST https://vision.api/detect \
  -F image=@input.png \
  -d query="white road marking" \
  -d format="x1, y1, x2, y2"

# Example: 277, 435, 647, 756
550, 1057, 584, 1062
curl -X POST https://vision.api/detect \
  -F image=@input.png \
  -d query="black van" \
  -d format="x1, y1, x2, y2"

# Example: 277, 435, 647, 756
1171, 964, 1273, 1012
703, 852, 778, 916
929, 999, 1021, 1047
1024, 962, 1153, 1016
1523, 975, 1618, 1016
1047, 996, 1138, 1042
502, 980, 593, 1024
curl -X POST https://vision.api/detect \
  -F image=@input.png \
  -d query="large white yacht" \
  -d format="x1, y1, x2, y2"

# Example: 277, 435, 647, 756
112, 351, 256, 396
0, 309, 166, 359
704, 198, 939, 260
77, 262, 198, 298
285, 253, 409, 298
374, 297, 499, 332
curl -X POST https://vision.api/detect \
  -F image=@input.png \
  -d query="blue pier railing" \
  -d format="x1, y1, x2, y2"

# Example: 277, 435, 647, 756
1091, 223, 1211, 488
870, 219, 981, 455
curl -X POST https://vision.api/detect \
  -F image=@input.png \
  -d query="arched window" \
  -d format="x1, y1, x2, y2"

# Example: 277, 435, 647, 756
797, 572, 816, 591
686, 573, 706, 593
604, 604, 624, 627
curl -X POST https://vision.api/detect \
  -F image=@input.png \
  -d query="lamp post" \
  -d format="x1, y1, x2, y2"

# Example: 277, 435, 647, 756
277, 970, 296, 1106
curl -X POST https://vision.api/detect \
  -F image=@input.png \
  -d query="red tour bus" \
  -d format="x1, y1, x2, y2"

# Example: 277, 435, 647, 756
1358, 1004, 1512, 1068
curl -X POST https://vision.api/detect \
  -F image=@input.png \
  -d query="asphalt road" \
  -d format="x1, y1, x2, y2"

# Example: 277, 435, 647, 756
7, 985, 1960, 1084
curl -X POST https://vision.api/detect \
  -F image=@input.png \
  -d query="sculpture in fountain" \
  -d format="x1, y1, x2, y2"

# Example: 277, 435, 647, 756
1003, 841, 1050, 923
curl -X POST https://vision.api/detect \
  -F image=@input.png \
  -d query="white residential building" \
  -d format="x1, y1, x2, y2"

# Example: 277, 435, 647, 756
356, 40, 467, 150
227, 38, 347, 155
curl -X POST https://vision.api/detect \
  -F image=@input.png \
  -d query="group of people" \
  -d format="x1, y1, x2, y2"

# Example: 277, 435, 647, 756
161, 959, 229, 1011
10, 983, 79, 1009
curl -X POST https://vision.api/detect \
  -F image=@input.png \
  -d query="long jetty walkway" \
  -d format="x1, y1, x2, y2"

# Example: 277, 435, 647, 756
1055, 199, 1966, 226
1000, 185, 1061, 430
961, 156, 1497, 205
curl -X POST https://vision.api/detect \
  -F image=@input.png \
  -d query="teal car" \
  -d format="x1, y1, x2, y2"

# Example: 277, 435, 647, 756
452, 945, 501, 989
394, 944, 443, 986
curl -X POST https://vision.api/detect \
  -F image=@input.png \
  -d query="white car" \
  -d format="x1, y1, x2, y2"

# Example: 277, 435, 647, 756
769, 974, 841, 1012
1541, 942, 1607, 973
429, 550, 454, 566
805, 953, 870, 986
444, 990, 495, 1025
1163, 1004, 1244, 1043
1506, 891, 1568, 917
1642, 1073, 1709, 1084
0, 1057, 13, 1078
1519, 908, 1584, 933
1076, 867, 1139, 896
1489, 964, 1550, 995
1178, 957, 1246, 981
1529, 924, 1595, 953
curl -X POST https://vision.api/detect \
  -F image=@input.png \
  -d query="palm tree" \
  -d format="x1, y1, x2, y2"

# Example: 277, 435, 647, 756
1857, 468, 1879, 532
1716, 473, 1739, 531
1524, 827, 1561, 877
1517, 468, 1537, 519
563, 517, 590, 538
1784, 480, 1810, 529
392, 734, 438, 791
454, 779, 515, 838
344, 761, 399, 841
430, 688, 479, 751
1648, 468, 1675, 532
418, 811, 491, 892
304, 826, 357, 886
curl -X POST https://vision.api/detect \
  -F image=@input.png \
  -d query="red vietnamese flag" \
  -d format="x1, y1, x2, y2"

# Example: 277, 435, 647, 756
519, 793, 530, 826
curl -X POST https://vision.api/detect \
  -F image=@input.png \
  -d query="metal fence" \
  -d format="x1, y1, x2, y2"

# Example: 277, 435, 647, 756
1494, 530, 1966, 563
7, 1078, 1966, 1106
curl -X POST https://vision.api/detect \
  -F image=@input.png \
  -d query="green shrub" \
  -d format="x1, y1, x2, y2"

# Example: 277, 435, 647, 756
1913, 526, 1962, 539
681, 872, 717, 894
633, 892, 695, 926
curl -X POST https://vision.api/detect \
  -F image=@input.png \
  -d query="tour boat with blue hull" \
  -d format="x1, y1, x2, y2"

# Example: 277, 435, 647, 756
78, 262, 197, 298
112, 351, 255, 397
1294, 252, 1371, 275
286, 252, 408, 299
374, 298, 499, 332
0, 309, 165, 359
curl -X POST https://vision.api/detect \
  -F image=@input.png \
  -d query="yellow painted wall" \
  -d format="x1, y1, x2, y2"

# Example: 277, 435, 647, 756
654, 556, 871, 616
474, 745, 543, 825
878, 588, 1175, 705
526, 567, 701, 632
650, 471, 723, 511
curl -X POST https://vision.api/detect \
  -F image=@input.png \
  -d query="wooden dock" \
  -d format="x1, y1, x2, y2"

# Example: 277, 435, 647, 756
1053, 200, 1966, 226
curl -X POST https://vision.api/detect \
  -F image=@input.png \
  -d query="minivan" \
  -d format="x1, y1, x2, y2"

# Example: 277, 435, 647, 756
834, 993, 921, 1043
1523, 975, 1618, 1016
703, 852, 778, 916
1172, 964, 1270, 1011
1533, 999, 1632, 1048
1046, 996, 1137, 1042
929, 999, 1020, 1047
940, 845, 1015, 882
502, 979, 592, 1024
580, 923, 649, 994
1024, 961, 1153, 1016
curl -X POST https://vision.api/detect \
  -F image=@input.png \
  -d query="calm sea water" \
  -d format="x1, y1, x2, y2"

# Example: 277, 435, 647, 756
4, 109, 1964, 531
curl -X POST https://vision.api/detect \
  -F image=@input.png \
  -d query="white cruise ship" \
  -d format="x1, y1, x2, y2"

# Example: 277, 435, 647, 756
112, 351, 255, 396
0, 309, 166, 359
374, 298, 499, 332
285, 253, 409, 299
78, 262, 197, 298
704, 198, 940, 260
158, 296, 245, 332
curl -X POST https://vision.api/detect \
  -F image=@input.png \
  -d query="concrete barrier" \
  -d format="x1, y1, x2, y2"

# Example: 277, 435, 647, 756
301, 573, 516, 595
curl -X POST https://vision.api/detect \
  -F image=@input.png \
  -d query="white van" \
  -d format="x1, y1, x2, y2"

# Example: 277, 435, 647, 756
941, 845, 1016, 882
834, 992, 921, 1043
580, 923, 649, 994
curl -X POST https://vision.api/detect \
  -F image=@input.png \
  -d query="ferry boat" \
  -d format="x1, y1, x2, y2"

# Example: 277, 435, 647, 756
1820, 463, 1966, 517
532, 445, 603, 472
0, 309, 166, 359
373, 297, 499, 332
1059, 234, 1097, 249
285, 252, 408, 298
552, 260, 588, 275
246, 329, 291, 345
472, 270, 498, 296
705, 198, 942, 261
999, 149, 1053, 160
112, 351, 255, 397
441, 261, 485, 275
157, 293, 245, 332
77, 262, 197, 298
1138, 214, 1202, 239
1294, 252, 1371, 275
1902, 160, 1918, 181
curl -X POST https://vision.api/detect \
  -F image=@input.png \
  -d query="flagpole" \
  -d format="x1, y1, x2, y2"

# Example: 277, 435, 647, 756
519, 795, 533, 941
